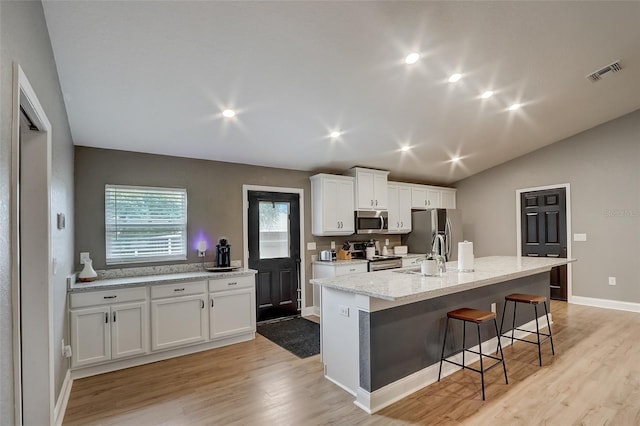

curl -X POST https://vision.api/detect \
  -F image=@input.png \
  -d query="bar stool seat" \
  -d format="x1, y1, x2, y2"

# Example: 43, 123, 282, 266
499, 293, 555, 366
438, 308, 508, 400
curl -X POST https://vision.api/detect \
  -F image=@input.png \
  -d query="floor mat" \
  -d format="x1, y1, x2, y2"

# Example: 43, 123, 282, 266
257, 317, 320, 358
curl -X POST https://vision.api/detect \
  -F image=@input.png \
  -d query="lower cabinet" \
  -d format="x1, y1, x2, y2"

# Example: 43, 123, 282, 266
151, 293, 208, 351
70, 300, 148, 368
69, 273, 257, 371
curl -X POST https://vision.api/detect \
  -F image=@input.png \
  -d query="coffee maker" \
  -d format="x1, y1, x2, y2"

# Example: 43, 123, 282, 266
216, 238, 231, 267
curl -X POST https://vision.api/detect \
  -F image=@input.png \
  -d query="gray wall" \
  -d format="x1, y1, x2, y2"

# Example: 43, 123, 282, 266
75, 146, 401, 308
0, 1, 75, 423
455, 109, 640, 303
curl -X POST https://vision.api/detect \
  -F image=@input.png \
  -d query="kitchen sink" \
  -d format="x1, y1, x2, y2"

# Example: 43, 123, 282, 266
392, 267, 422, 275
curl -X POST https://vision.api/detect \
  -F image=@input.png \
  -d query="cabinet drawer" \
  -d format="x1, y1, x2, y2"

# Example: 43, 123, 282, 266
334, 263, 368, 276
70, 287, 147, 309
151, 280, 206, 299
209, 275, 254, 293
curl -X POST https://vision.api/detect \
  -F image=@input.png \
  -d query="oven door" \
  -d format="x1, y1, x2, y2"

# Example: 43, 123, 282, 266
355, 211, 388, 234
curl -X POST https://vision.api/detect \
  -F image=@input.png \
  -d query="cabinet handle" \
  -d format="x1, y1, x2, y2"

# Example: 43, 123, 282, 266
201, 299, 205, 309
424, 200, 427, 206
105, 313, 109, 323
174, 288, 185, 292
113, 312, 116, 322
103, 295, 117, 299
375, 200, 378, 206
349, 268, 356, 272
371, 199, 374, 206
397, 222, 400, 227
228, 282, 238, 286
211, 298, 214, 308
400, 221, 403, 228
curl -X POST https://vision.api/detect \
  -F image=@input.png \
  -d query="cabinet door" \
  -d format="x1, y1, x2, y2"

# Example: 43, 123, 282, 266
355, 170, 375, 210
70, 306, 111, 367
441, 190, 456, 209
373, 173, 388, 209
151, 294, 207, 351
426, 189, 441, 208
111, 301, 148, 360
209, 288, 255, 340
387, 185, 400, 232
411, 187, 428, 209
322, 179, 340, 232
336, 179, 355, 233
398, 185, 412, 232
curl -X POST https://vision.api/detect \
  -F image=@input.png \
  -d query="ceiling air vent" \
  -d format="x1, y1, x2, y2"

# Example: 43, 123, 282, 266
586, 60, 622, 82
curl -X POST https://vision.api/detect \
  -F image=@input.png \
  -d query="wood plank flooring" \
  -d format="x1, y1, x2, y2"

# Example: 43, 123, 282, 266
63, 302, 640, 425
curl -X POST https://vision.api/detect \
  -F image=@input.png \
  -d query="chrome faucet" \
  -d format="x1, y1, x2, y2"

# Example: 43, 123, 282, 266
432, 234, 446, 258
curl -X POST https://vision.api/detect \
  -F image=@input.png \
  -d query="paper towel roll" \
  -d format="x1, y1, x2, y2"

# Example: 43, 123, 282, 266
458, 241, 474, 272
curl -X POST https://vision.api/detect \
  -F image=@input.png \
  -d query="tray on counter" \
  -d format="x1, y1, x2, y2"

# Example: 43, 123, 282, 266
205, 266, 241, 273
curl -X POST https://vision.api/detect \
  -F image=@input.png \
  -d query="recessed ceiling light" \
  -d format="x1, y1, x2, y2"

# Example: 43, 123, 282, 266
329, 131, 342, 139
451, 156, 461, 162
404, 53, 420, 65
508, 103, 522, 111
400, 146, 411, 152
222, 109, 236, 118
480, 90, 494, 99
448, 73, 462, 83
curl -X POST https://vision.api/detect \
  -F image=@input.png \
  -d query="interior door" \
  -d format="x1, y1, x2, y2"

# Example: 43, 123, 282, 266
521, 188, 568, 300
248, 191, 301, 322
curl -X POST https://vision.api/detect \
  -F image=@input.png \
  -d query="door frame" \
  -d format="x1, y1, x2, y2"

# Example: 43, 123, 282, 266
242, 185, 306, 315
11, 64, 55, 425
515, 183, 573, 302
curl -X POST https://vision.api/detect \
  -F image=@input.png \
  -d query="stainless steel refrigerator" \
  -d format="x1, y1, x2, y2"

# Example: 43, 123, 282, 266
401, 209, 463, 261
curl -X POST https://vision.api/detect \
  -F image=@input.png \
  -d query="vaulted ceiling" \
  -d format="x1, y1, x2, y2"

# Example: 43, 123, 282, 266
43, 1, 640, 184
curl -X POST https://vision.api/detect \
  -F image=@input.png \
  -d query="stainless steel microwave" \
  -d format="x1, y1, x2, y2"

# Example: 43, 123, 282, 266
355, 210, 388, 234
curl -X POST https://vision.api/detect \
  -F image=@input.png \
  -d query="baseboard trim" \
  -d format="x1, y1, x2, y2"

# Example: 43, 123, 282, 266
354, 315, 551, 414
54, 369, 72, 426
570, 295, 640, 313
301, 306, 317, 317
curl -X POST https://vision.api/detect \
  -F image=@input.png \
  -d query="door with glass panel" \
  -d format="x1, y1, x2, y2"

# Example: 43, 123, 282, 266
248, 191, 301, 322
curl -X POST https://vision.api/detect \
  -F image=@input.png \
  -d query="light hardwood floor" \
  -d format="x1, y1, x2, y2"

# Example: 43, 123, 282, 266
63, 302, 640, 425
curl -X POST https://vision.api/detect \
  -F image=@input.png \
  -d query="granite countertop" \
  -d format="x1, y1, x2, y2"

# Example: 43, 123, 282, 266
69, 269, 257, 293
312, 259, 369, 266
310, 256, 576, 302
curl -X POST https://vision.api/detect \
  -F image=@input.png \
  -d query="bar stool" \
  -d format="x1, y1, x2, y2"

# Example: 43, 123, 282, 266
498, 293, 555, 366
438, 308, 508, 400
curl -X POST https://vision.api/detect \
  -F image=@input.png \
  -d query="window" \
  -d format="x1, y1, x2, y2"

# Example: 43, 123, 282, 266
258, 201, 290, 259
105, 185, 187, 264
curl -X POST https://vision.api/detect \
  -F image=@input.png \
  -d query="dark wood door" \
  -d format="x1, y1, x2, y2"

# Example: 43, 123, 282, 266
248, 191, 301, 322
521, 188, 568, 301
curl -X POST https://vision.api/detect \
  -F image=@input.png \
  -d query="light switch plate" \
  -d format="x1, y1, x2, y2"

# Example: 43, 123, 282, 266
307, 242, 317, 250
330, 241, 336, 250
573, 233, 587, 242
80, 252, 90, 265
608, 277, 616, 286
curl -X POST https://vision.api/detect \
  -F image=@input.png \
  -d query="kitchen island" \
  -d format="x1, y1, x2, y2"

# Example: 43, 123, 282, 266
310, 256, 575, 413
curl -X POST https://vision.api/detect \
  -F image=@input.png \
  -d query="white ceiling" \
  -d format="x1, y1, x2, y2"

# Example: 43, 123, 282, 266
42, 1, 640, 184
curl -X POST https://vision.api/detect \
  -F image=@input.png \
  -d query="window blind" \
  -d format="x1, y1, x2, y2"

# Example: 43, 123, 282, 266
105, 185, 187, 264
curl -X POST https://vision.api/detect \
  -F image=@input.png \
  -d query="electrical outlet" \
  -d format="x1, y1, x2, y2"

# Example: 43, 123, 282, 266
490, 303, 496, 313
573, 233, 587, 242
63, 345, 72, 358
608, 277, 616, 286
307, 242, 317, 250
80, 252, 90, 265
330, 241, 336, 250
384, 239, 389, 246
339, 305, 349, 317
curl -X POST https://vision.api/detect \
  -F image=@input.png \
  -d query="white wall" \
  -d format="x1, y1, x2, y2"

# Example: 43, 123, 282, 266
455, 109, 640, 304
0, 1, 75, 423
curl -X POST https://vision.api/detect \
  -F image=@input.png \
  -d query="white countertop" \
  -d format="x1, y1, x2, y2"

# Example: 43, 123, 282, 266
312, 259, 369, 266
69, 269, 257, 292
310, 256, 575, 302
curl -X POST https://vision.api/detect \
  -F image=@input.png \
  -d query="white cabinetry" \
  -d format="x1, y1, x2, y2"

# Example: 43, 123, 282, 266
209, 276, 256, 340
387, 183, 412, 233
69, 287, 148, 368
346, 167, 389, 210
310, 174, 355, 236
151, 281, 208, 351
410, 185, 457, 210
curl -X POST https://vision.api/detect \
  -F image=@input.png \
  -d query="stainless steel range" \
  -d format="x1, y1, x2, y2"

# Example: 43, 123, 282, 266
367, 255, 403, 272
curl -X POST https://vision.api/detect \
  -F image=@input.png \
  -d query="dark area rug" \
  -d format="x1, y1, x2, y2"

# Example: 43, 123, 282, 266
257, 317, 320, 358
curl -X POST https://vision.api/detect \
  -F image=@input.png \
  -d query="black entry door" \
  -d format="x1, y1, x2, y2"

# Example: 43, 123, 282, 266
521, 188, 568, 301
248, 191, 301, 322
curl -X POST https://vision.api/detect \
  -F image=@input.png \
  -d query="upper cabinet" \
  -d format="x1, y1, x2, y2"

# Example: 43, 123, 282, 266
387, 183, 412, 234
410, 184, 456, 210
310, 174, 355, 236
345, 167, 389, 210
